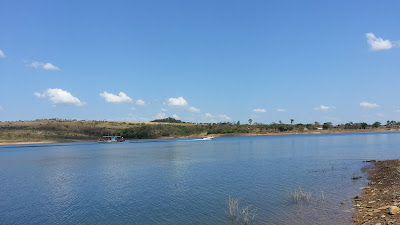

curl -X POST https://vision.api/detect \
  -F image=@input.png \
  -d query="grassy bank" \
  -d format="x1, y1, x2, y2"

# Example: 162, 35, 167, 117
0, 119, 389, 145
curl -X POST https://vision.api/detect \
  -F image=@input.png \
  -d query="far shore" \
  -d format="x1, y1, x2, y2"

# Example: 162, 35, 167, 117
0, 129, 394, 146
0, 139, 94, 146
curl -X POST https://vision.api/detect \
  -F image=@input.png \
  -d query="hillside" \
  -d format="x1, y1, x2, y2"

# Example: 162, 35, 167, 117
0, 119, 389, 145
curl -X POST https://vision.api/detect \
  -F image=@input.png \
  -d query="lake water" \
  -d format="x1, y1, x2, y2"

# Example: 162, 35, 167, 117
1, 132, 400, 224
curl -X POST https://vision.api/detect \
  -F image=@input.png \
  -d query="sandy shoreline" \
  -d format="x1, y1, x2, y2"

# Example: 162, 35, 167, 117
0, 139, 95, 146
0, 129, 392, 146
353, 159, 400, 224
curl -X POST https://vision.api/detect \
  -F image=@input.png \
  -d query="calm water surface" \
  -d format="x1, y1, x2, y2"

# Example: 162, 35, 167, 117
1, 132, 400, 224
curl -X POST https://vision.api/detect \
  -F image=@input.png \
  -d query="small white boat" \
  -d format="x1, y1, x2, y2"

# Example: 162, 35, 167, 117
201, 136, 214, 140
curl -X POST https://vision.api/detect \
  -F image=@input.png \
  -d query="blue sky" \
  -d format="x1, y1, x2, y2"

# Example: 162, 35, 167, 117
1, 0, 399, 124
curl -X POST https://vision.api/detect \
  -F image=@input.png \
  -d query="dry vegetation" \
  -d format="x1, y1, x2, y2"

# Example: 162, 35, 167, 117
288, 187, 312, 204
0, 119, 389, 145
226, 196, 257, 225
0, 119, 147, 144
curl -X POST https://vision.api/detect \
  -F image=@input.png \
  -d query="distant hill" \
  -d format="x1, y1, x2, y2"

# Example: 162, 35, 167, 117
0, 119, 388, 144
150, 117, 184, 123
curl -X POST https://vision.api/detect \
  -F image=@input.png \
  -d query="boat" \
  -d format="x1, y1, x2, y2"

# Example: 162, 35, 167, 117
201, 136, 215, 140
98, 135, 125, 143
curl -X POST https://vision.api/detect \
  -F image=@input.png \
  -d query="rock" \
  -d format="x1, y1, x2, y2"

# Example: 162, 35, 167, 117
341, 202, 346, 205
363, 160, 377, 162
378, 205, 390, 210
388, 206, 400, 215
369, 201, 376, 204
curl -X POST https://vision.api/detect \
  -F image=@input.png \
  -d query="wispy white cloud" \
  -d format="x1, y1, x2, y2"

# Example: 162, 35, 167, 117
155, 113, 166, 119
43, 63, 59, 71
0, 105, 3, 111
360, 101, 379, 108
135, 99, 146, 106
99, 91, 133, 104
376, 113, 385, 118
110, 113, 150, 122
161, 108, 168, 112
34, 92, 46, 98
172, 114, 180, 120
314, 105, 336, 111
0, 50, 5, 58
395, 109, 400, 113
34, 88, 85, 106
277, 108, 286, 112
365, 33, 395, 51
29, 61, 60, 71
204, 113, 214, 118
218, 114, 231, 121
253, 108, 267, 113
30, 61, 42, 69
167, 96, 188, 107
188, 106, 200, 113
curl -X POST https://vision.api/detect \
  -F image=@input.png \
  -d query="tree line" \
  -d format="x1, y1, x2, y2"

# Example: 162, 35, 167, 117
0, 119, 395, 142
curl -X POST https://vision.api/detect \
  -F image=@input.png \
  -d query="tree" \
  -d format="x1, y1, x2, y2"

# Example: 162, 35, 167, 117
372, 121, 381, 128
290, 119, 294, 125
248, 119, 252, 125
150, 117, 183, 123
279, 120, 282, 124
360, 122, 368, 129
314, 121, 320, 126
322, 122, 331, 130
236, 121, 240, 126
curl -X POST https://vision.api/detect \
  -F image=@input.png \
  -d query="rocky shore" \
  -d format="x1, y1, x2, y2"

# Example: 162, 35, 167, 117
353, 159, 400, 224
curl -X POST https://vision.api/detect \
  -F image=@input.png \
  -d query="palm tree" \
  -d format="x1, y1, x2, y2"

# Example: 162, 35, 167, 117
290, 119, 294, 125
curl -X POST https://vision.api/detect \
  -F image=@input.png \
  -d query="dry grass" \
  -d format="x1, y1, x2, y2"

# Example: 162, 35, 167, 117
0, 119, 125, 143
0, 119, 208, 144
226, 196, 257, 225
288, 188, 312, 204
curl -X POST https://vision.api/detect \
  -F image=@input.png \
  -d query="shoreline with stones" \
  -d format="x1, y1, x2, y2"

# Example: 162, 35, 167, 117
353, 159, 400, 224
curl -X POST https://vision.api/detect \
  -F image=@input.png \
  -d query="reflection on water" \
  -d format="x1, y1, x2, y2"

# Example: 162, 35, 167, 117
1, 132, 400, 224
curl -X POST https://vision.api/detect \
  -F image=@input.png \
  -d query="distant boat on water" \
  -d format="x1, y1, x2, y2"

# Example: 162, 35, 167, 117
98, 135, 125, 143
201, 136, 214, 140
